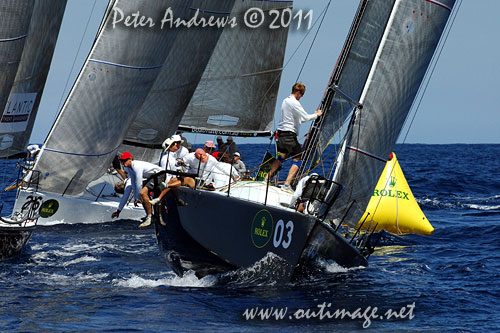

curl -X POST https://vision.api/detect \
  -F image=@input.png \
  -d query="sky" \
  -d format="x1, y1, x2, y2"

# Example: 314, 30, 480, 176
30, 0, 500, 145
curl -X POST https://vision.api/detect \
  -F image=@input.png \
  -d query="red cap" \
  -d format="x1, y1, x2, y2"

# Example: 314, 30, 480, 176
119, 152, 132, 160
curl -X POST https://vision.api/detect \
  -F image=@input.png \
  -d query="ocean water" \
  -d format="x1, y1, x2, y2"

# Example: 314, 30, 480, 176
0, 144, 499, 331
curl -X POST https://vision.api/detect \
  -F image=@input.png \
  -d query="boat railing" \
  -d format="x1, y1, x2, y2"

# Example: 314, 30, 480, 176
15, 164, 41, 193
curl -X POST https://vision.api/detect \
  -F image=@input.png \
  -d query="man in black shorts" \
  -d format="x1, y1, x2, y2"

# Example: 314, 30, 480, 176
267, 82, 323, 192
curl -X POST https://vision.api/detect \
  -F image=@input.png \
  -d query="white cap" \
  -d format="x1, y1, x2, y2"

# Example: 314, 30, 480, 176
234, 152, 240, 157
171, 134, 183, 143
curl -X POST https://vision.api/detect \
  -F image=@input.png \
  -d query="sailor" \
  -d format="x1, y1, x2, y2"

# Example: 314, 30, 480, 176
225, 136, 239, 159
115, 152, 164, 228
267, 82, 323, 192
182, 148, 237, 188
203, 140, 216, 155
215, 136, 226, 158
160, 134, 188, 169
232, 152, 246, 177
149, 138, 196, 207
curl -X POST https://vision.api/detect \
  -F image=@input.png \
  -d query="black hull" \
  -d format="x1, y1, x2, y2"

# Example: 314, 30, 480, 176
155, 187, 366, 281
0, 226, 35, 260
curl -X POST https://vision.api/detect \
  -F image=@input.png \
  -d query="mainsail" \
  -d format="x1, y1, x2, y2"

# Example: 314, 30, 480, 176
0, 1, 35, 152
312, 0, 455, 226
0, 0, 67, 158
34, 0, 214, 196
179, 0, 293, 137
120, 0, 236, 162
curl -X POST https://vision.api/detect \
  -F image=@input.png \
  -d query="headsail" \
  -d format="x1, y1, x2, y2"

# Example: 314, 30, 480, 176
0, 1, 35, 152
300, 0, 396, 171
178, 0, 293, 137
326, 0, 455, 226
120, 0, 236, 163
34, 0, 208, 196
0, 0, 67, 158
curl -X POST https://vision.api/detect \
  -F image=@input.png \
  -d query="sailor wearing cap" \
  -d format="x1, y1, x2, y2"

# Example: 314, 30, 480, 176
160, 134, 188, 171
114, 152, 163, 227
232, 152, 246, 176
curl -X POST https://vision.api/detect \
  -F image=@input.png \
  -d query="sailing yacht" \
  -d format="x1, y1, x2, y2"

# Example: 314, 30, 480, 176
0, 0, 67, 259
10, 0, 237, 225
153, 0, 456, 281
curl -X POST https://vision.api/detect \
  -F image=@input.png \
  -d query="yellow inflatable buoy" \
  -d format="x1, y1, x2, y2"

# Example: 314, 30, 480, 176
356, 153, 434, 235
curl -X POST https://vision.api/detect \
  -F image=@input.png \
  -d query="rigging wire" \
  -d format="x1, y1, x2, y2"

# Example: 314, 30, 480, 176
296, 0, 333, 82
55, 0, 98, 118
256, 0, 335, 118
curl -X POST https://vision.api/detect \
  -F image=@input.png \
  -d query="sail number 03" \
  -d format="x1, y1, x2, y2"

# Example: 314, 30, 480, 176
273, 219, 294, 249
244, 8, 313, 30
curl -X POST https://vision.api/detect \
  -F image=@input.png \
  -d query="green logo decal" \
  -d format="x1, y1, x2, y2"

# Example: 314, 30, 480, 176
39, 199, 59, 218
251, 210, 274, 248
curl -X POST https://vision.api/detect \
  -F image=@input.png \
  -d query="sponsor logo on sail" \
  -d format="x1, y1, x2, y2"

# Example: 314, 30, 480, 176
251, 210, 274, 248
39, 199, 59, 218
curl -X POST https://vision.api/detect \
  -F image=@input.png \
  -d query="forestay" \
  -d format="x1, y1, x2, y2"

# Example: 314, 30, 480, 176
120, 0, 236, 163
0, 0, 67, 158
34, 0, 203, 196
327, 0, 455, 226
0, 1, 35, 152
179, 0, 293, 137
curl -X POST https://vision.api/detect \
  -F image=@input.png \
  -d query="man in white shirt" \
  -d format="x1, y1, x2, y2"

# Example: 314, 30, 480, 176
182, 148, 236, 188
267, 82, 323, 192
160, 134, 188, 169
149, 136, 196, 206
116, 152, 164, 227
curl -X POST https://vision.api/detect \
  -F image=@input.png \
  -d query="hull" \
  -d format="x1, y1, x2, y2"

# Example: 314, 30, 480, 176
0, 224, 35, 260
155, 184, 367, 281
13, 188, 144, 225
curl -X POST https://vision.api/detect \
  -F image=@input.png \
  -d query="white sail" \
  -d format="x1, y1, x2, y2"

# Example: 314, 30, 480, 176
33, 0, 207, 197
120, 0, 236, 163
179, 0, 293, 137
327, 0, 455, 226
0, 1, 35, 151
0, 0, 67, 158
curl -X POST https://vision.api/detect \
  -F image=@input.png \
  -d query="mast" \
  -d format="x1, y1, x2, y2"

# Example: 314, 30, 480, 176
324, 0, 456, 226
297, 0, 396, 183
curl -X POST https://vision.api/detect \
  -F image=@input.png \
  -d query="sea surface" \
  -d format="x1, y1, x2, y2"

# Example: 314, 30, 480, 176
0, 144, 499, 332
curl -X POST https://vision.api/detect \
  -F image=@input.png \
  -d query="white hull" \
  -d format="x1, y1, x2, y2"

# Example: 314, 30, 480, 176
12, 188, 144, 226
11, 180, 292, 226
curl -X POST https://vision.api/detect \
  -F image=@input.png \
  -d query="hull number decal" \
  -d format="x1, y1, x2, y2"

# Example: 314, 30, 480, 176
273, 219, 294, 249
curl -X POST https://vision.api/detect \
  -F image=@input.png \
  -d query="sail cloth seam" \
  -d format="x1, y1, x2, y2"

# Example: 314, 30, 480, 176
43, 146, 119, 157
423, 0, 452, 11
88, 59, 163, 70
346, 146, 386, 163
0, 34, 28, 42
